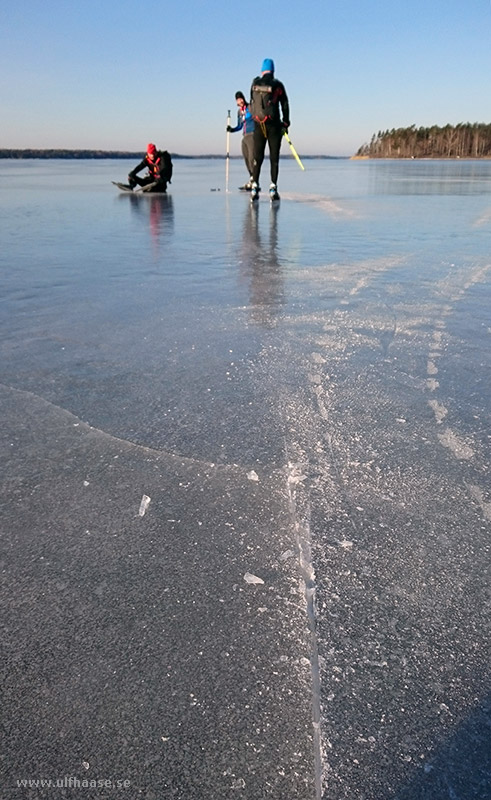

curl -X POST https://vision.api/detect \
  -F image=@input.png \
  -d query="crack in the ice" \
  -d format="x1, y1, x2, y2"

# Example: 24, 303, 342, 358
285, 458, 324, 800
0, 383, 230, 472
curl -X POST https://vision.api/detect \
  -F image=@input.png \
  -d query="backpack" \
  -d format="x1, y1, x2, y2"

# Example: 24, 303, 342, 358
160, 150, 173, 182
250, 78, 276, 123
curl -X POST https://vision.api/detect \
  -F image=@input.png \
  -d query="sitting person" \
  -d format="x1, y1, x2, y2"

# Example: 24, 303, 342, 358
127, 144, 173, 192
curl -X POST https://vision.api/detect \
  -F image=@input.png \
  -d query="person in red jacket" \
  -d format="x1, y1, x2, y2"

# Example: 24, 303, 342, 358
127, 144, 173, 193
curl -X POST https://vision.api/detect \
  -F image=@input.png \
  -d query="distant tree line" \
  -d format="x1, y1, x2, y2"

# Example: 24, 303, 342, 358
0, 149, 268, 160
356, 123, 491, 158
0, 149, 280, 160
0, 149, 234, 160
0, 149, 342, 161
0, 149, 165, 159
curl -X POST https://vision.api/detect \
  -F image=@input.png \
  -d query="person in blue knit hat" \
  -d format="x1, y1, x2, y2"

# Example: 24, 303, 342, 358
248, 58, 290, 202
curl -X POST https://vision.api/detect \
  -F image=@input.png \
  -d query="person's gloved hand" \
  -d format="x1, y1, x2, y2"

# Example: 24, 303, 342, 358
226, 125, 233, 132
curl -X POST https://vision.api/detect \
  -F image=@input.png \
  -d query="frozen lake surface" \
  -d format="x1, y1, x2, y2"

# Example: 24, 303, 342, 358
1, 158, 490, 799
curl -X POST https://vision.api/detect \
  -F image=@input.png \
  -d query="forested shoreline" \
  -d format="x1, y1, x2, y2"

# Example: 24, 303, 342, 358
0, 149, 339, 160
356, 123, 491, 158
0, 150, 192, 160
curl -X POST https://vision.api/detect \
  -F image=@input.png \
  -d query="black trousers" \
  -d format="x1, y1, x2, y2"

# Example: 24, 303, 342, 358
130, 174, 167, 192
252, 122, 283, 185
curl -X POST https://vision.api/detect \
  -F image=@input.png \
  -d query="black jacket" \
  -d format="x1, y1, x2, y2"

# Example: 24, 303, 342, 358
249, 74, 290, 127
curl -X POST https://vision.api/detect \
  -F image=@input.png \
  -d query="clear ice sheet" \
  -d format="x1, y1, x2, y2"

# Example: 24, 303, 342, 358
1, 157, 490, 798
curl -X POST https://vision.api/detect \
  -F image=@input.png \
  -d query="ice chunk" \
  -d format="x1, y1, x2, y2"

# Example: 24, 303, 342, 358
244, 572, 264, 585
139, 494, 151, 517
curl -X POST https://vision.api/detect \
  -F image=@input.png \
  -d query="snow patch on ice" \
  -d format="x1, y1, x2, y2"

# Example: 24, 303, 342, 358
437, 429, 474, 460
467, 484, 491, 522
428, 399, 448, 424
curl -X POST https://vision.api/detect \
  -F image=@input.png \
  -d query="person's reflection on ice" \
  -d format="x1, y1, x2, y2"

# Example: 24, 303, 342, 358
239, 203, 285, 327
123, 193, 174, 258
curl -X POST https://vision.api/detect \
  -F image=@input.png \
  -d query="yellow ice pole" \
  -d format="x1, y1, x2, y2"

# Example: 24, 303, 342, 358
225, 109, 231, 192
283, 131, 305, 171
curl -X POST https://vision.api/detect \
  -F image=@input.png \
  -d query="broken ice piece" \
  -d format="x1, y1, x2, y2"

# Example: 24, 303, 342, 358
288, 472, 307, 485
139, 494, 151, 517
244, 572, 264, 585
338, 539, 353, 550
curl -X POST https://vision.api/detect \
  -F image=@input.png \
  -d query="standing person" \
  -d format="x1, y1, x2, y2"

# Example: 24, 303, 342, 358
249, 59, 290, 202
227, 91, 256, 190
126, 143, 173, 193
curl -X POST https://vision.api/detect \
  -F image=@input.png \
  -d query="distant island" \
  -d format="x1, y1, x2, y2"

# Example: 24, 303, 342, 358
355, 123, 491, 159
0, 149, 344, 160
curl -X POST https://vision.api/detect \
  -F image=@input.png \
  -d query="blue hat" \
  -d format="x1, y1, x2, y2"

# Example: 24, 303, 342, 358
261, 58, 274, 73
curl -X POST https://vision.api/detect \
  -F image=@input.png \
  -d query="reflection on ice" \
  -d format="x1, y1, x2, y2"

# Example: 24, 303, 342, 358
238, 202, 285, 327
120, 192, 174, 257
368, 158, 491, 195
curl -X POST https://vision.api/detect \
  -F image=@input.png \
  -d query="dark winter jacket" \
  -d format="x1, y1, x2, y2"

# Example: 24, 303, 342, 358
249, 74, 290, 127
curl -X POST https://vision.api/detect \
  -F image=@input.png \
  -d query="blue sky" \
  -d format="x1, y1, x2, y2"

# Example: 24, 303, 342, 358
1, 0, 490, 156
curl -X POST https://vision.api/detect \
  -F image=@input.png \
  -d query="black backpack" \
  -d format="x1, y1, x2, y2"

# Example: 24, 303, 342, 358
160, 150, 173, 182
250, 78, 276, 123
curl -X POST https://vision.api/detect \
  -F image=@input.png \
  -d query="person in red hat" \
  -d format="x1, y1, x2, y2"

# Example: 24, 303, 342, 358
126, 143, 173, 192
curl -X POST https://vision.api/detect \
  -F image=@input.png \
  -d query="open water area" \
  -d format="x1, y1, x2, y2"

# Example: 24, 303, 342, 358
1, 157, 490, 799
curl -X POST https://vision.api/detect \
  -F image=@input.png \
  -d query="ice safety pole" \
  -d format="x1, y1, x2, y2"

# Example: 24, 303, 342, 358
225, 109, 231, 192
283, 131, 305, 171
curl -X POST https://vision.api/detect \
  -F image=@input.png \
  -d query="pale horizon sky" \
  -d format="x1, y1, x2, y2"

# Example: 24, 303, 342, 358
1, 0, 490, 157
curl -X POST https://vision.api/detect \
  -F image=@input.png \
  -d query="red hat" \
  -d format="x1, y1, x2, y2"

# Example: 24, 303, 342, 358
147, 143, 157, 155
